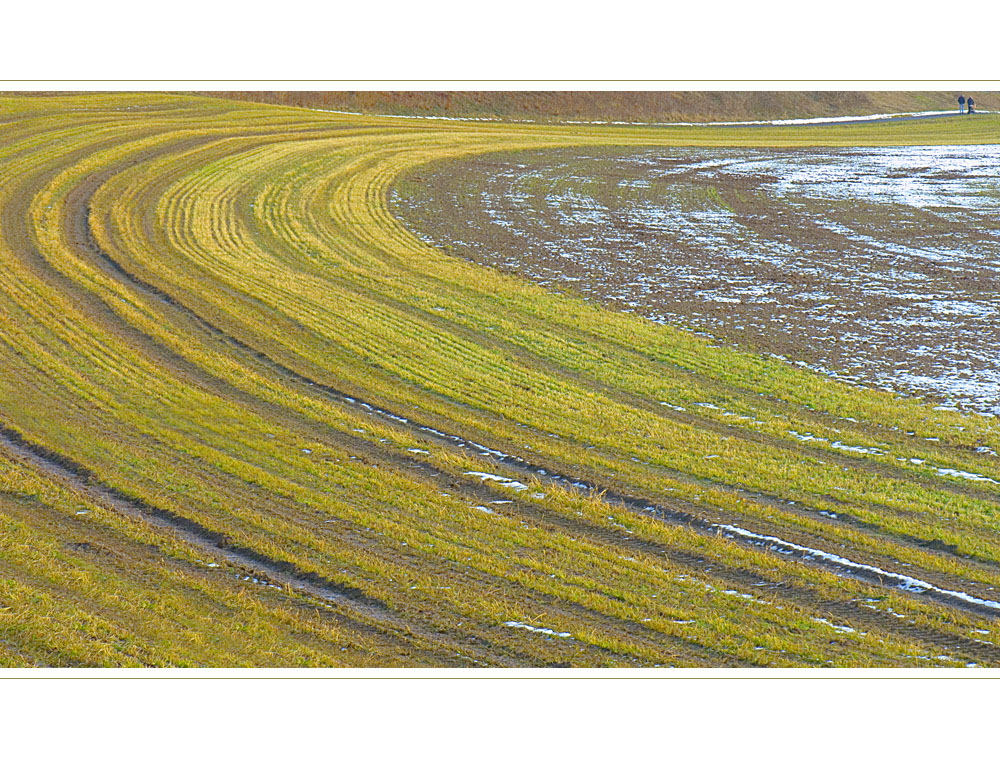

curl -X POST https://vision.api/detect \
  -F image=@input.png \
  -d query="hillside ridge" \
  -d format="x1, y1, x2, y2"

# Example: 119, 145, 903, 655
204, 90, 1000, 124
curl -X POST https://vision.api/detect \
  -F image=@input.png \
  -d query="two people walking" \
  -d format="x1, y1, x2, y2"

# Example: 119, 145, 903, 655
958, 95, 976, 114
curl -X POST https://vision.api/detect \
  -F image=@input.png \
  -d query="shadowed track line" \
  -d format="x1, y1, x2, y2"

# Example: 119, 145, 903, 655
67, 156, 1000, 623
2, 135, 722, 665
0, 423, 571, 667
0, 424, 388, 616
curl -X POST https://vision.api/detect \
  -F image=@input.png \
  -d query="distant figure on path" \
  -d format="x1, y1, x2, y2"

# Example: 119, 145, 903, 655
968, 97, 976, 114
959, 95, 966, 114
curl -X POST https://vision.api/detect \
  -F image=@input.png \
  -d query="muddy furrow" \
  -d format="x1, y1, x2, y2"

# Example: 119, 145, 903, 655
0, 422, 733, 667
1, 141, 754, 665
0, 424, 387, 617
466, 485, 999, 663
0, 488, 464, 667
52, 143, 1000, 624
0, 424, 564, 667
2, 141, 725, 665
75, 199, 1000, 625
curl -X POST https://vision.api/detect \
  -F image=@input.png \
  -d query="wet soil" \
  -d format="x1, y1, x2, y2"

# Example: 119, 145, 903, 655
391, 145, 1000, 416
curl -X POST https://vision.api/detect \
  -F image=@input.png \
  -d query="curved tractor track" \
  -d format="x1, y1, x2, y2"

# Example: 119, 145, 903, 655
2, 93, 1000, 667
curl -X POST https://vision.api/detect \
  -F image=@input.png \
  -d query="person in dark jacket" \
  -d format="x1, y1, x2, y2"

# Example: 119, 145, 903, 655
959, 95, 966, 114
968, 97, 976, 114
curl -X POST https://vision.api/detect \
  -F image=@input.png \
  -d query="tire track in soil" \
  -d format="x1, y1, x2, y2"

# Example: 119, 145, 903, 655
0, 404, 959, 666
11, 129, 994, 664
0, 490, 438, 668
446, 480, 1000, 664
60, 148, 739, 665
3, 135, 717, 666
0, 423, 391, 618
1, 136, 576, 667
61, 138, 1000, 627
0, 424, 556, 667
0, 421, 726, 666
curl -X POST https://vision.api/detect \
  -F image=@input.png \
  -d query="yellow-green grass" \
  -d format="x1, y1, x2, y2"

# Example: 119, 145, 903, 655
2, 92, 1000, 666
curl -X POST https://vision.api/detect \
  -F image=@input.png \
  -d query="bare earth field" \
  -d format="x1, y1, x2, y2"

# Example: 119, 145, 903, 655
392, 145, 1000, 416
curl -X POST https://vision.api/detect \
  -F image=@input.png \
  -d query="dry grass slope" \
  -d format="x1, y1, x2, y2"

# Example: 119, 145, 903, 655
205, 91, 1000, 123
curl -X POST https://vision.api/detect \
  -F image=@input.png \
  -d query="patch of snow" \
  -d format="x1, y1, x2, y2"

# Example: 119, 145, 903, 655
465, 471, 529, 491
812, 617, 859, 634
504, 621, 572, 638
716, 523, 1000, 612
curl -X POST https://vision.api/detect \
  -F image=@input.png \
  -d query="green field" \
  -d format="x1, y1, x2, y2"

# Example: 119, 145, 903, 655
2, 92, 1000, 667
